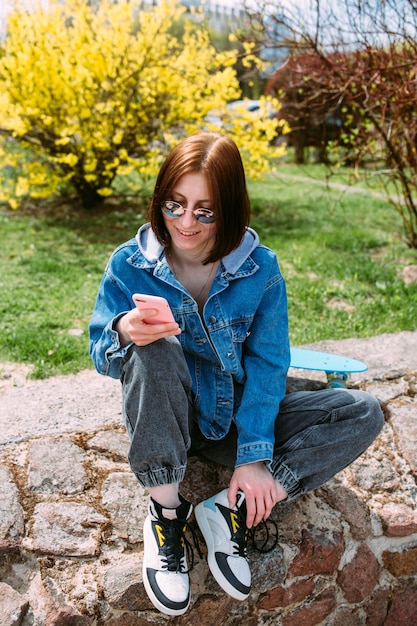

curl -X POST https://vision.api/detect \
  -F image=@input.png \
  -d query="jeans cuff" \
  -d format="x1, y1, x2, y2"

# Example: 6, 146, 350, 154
132, 465, 187, 489
270, 460, 302, 500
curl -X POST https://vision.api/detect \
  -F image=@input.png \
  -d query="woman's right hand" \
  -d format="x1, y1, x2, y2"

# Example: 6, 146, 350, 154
115, 308, 181, 347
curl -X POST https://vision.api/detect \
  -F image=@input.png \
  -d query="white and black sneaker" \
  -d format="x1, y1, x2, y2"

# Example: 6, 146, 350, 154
195, 489, 251, 600
142, 495, 193, 616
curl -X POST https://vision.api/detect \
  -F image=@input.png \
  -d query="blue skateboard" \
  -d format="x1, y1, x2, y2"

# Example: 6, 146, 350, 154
290, 347, 368, 388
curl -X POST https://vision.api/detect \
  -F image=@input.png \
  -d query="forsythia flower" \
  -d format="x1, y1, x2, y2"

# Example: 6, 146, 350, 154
0, 0, 286, 210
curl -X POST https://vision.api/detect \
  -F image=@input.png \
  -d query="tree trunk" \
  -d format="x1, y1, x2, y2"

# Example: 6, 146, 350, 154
73, 178, 105, 210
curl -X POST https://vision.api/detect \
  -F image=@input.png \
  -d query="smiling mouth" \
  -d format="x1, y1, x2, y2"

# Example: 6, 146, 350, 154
176, 228, 199, 237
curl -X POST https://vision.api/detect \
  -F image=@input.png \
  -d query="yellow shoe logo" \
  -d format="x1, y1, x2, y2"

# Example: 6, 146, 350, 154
230, 511, 240, 535
155, 524, 166, 547
154, 522, 186, 548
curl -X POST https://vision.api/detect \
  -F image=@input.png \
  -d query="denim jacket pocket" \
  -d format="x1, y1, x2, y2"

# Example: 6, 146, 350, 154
230, 316, 254, 343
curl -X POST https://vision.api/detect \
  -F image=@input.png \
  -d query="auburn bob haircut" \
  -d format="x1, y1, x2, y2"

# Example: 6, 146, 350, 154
148, 132, 251, 264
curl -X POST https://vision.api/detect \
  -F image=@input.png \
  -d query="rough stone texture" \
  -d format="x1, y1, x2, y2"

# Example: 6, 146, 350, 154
101, 472, 148, 544
386, 399, 417, 477
365, 588, 391, 626
257, 579, 316, 610
337, 543, 381, 603
379, 502, 417, 536
281, 588, 337, 626
25, 502, 108, 557
288, 528, 344, 577
102, 555, 148, 612
1, 331, 417, 624
28, 438, 89, 495
384, 588, 417, 626
320, 479, 372, 540
87, 430, 129, 462
0, 582, 28, 626
382, 545, 417, 577
0, 466, 25, 552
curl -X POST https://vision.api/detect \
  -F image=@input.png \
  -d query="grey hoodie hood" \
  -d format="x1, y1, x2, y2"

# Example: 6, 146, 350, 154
135, 223, 260, 275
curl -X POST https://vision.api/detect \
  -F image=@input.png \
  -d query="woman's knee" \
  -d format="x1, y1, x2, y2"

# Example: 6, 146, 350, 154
122, 337, 190, 386
346, 388, 384, 439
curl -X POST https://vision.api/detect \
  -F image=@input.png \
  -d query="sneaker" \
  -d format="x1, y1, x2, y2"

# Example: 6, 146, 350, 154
142, 495, 193, 616
195, 489, 251, 600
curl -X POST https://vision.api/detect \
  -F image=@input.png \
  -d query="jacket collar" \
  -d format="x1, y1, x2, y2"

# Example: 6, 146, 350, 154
132, 223, 259, 275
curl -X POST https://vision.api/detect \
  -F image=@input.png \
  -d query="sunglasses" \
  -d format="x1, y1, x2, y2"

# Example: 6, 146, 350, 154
161, 200, 215, 224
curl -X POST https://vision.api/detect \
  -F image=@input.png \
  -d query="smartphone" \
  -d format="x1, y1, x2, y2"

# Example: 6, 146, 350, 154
132, 293, 176, 324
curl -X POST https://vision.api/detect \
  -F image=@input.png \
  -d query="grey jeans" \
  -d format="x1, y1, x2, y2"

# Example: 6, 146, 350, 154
120, 338, 384, 500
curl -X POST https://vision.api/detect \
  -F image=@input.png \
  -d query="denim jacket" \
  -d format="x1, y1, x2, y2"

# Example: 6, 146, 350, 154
89, 223, 290, 468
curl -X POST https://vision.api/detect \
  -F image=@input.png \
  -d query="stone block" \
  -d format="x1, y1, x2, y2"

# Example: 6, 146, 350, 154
382, 545, 417, 577
364, 587, 390, 626
28, 438, 89, 495
282, 588, 337, 626
380, 503, 417, 536
102, 554, 152, 612
384, 588, 417, 626
250, 543, 286, 593
366, 378, 410, 405
101, 472, 147, 544
349, 450, 402, 494
387, 399, 417, 476
0, 582, 28, 626
337, 543, 380, 603
0, 466, 24, 552
87, 429, 130, 461
320, 479, 372, 539
257, 579, 315, 610
181, 594, 241, 625
26, 502, 108, 556
288, 528, 344, 577
28, 572, 94, 625
327, 606, 363, 626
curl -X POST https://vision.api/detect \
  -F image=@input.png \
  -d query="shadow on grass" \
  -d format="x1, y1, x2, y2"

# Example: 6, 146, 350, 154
4, 195, 148, 248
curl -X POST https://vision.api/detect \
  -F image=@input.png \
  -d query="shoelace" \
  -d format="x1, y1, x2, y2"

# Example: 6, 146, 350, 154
160, 505, 279, 574
159, 517, 203, 573
249, 518, 279, 553
231, 501, 250, 558
230, 500, 279, 557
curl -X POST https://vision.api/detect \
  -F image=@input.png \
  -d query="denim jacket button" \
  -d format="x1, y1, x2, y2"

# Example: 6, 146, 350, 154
209, 316, 217, 323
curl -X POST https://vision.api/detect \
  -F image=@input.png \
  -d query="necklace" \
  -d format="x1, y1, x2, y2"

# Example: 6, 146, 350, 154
168, 252, 217, 303
194, 262, 216, 302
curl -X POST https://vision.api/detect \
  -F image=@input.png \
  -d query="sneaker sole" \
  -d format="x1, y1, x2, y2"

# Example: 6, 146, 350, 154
195, 501, 250, 601
142, 564, 190, 616
142, 517, 190, 616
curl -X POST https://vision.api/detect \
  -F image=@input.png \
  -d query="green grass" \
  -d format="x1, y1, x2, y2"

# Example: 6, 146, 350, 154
0, 202, 147, 377
249, 169, 417, 343
1, 164, 416, 378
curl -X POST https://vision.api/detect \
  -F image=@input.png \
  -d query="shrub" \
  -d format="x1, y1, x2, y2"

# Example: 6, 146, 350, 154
0, 0, 284, 209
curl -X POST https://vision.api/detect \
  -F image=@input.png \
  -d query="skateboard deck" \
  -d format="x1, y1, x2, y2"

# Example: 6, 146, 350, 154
290, 347, 367, 388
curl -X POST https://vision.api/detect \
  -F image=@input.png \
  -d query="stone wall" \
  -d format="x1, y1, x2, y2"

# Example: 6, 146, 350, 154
1, 356, 417, 625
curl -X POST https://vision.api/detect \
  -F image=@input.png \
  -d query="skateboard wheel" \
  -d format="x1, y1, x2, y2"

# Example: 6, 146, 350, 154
326, 372, 349, 388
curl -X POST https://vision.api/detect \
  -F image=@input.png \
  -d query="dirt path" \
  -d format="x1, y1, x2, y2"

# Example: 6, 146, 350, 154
272, 171, 404, 204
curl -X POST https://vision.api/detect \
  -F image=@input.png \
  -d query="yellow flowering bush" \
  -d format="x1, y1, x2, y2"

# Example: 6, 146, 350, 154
0, 0, 285, 209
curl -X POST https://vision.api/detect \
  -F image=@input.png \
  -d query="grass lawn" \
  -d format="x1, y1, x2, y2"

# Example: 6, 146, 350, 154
1, 164, 416, 378
249, 170, 417, 342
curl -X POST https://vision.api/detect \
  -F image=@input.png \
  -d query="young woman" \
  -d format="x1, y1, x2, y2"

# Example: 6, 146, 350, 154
89, 132, 383, 616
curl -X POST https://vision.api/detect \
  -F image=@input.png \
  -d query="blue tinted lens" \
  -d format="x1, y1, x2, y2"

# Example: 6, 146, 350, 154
162, 201, 215, 224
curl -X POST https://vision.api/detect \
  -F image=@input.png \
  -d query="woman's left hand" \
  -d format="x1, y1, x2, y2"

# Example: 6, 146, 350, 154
228, 461, 287, 528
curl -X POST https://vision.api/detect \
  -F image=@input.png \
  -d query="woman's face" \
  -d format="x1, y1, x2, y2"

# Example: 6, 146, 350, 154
162, 172, 217, 260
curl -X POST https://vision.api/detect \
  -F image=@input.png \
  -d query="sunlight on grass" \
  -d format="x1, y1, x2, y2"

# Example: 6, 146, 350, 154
248, 171, 417, 345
